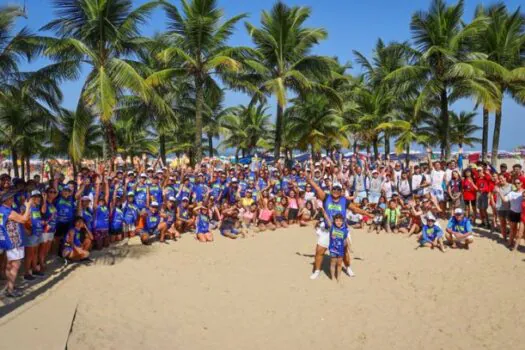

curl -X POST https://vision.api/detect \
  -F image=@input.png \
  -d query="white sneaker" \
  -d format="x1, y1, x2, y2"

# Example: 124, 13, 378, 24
310, 270, 321, 280
345, 266, 356, 277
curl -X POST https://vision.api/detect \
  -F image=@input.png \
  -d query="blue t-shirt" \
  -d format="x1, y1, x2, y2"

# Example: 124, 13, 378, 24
56, 196, 75, 224
111, 207, 124, 232
420, 224, 443, 243
324, 195, 347, 227
196, 213, 210, 233
329, 225, 348, 257
44, 202, 58, 233
447, 217, 472, 234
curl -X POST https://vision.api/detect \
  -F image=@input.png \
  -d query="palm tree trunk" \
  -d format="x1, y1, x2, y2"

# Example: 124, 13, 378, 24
353, 140, 357, 154
159, 133, 167, 166
26, 156, 31, 181
235, 148, 240, 163
405, 144, 410, 168
194, 77, 204, 164
21, 155, 25, 180
207, 132, 214, 157
310, 144, 315, 160
384, 134, 390, 157
372, 137, 379, 161
102, 120, 117, 168
491, 103, 503, 167
481, 107, 489, 162
440, 88, 450, 159
274, 104, 284, 160
11, 148, 19, 178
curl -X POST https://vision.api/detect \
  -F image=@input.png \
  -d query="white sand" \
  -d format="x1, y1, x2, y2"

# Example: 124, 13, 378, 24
1, 225, 524, 350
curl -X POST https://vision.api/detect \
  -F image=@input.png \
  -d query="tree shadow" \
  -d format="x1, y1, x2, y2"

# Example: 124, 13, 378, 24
90, 240, 155, 266
474, 227, 525, 253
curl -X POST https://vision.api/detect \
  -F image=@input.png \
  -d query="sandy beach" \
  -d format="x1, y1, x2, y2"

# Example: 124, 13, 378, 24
0, 224, 524, 350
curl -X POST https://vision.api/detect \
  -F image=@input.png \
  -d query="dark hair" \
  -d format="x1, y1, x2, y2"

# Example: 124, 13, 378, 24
333, 213, 344, 221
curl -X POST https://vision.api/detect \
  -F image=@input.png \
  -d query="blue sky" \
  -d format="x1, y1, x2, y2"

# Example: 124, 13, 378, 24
13, 0, 525, 151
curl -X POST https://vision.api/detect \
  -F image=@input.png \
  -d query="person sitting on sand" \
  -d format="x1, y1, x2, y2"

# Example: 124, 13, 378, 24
384, 200, 401, 233
298, 200, 316, 226
419, 213, 445, 252
219, 203, 244, 239
62, 216, 93, 261
194, 204, 213, 242
445, 208, 474, 249
140, 201, 161, 245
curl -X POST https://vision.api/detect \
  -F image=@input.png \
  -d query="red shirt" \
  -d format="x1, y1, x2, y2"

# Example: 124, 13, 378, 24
462, 178, 477, 201
475, 174, 492, 193
522, 202, 525, 223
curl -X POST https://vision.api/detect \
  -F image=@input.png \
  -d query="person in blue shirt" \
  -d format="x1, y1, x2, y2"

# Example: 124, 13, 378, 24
320, 209, 348, 283
54, 185, 76, 257
193, 204, 213, 243
445, 208, 474, 249
92, 177, 110, 250
140, 201, 161, 245
122, 192, 139, 238
110, 190, 125, 243
38, 187, 58, 275
148, 175, 163, 205
24, 190, 47, 280
419, 214, 445, 252
158, 197, 179, 242
62, 216, 93, 262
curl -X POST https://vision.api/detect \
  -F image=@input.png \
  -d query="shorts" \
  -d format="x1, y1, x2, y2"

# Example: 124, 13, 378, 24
110, 228, 123, 236
449, 197, 462, 208
413, 188, 424, 197
316, 227, 329, 248
40, 231, 55, 243
220, 228, 240, 236
56, 222, 71, 238
509, 211, 521, 223
477, 193, 489, 210
464, 199, 476, 208
6, 247, 24, 261
431, 188, 444, 202
123, 223, 136, 233
497, 210, 509, 219
369, 192, 380, 204
454, 234, 474, 243
276, 216, 285, 223
288, 208, 299, 220
24, 233, 40, 247
93, 229, 109, 241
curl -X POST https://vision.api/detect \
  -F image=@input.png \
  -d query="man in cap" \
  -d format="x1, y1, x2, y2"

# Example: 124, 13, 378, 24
419, 213, 445, 252
445, 208, 474, 249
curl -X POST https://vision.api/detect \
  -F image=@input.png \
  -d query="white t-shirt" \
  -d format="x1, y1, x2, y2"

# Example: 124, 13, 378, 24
430, 170, 445, 190
411, 174, 423, 191
505, 191, 523, 213
398, 179, 411, 196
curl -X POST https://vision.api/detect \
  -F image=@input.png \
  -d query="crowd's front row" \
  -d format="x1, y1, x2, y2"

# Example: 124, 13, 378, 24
1, 160, 525, 296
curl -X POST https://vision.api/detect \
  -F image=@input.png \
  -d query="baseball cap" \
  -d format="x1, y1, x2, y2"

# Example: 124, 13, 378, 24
426, 213, 436, 221
140, 173, 147, 178
156, 169, 163, 174
168, 196, 176, 202
454, 208, 464, 215
81, 196, 91, 201
332, 183, 342, 190
127, 171, 134, 176
151, 201, 159, 207
146, 167, 154, 172
30, 190, 41, 197
231, 177, 238, 183
182, 196, 189, 201
127, 191, 135, 196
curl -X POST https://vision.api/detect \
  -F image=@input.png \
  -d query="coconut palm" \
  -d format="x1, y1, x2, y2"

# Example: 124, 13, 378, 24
449, 111, 481, 148
386, 0, 500, 159
156, 0, 252, 163
287, 94, 347, 158
42, 0, 171, 158
244, 1, 338, 160
220, 104, 273, 160
474, 3, 525, 165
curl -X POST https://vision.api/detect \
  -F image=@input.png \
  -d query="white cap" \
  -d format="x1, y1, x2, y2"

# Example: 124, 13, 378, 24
333, 183, 343, 190
31, 190, 41, 197
454, 208, 464, 215
156, 169, 163, 174
168, 196, 176, 202
81, 196, 91, 201
372, 169, 379, 174
315, 162, 321, 166
231, 177, 238, 183
127, 171, 134, 176
151, 201, 159, 207
426, 213, 436, 221
146, 167, 154, 172
182, 196, 189, 201
140, 173, 147, 178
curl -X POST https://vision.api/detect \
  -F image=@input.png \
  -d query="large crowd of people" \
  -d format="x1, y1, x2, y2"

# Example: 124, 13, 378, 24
1, 149, 525, 296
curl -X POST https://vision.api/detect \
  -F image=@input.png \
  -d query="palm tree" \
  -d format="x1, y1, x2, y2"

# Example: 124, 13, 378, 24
244, 1, 338, 160
42, 0, 171, 159
449, 111, 481, 148
387, 0, 500, 159
203, 90, 233, 157
220, 104, 273, 160
156, 0, 251, 163
287, 94, 347, 158
377, 99, 431, 167
474, 3, 525, 165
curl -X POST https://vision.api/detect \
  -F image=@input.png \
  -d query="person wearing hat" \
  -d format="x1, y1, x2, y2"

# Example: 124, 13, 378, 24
134, 173, 149, 212
368, 169, 383, 204
176, 176, 193, 203
123, 192, 139, 238
92, 175, 110, 250
149, 175, 163, 206
38, 186, 59, 275
0, 190, 33, 297
140, 201, 161, 245
419, 213, 445, 252
23, 190, 46, 280
193, 203, 213, 242
192, 173, 208, 203
307, 178, 369, 280
54, 183, 76, 256
445, 208, 474, 249
109, 187, 125, 243
157, 197, 179, 243
175, 196, 194, 233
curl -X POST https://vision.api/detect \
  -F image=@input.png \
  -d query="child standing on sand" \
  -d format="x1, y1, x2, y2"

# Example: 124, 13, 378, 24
320, 208, 348, 282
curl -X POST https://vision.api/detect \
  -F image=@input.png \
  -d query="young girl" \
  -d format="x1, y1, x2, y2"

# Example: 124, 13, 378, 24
242, 203, 257, 230
62, 217, 93, 261
384, 200, 401, 233
419, 214, 445, 252
93, 178, 110, 249
274, 197, 289, 228
258, 200, 275, 232
110, 190, 125, 242
194, 204, 213, 242
158, 197, 178, 242
320, 209, 348, 283
298, 200, 315, 226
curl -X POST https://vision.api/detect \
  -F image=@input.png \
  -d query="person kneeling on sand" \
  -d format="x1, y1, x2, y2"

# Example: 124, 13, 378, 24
62, 217, 93, 261
419, 213, 445, 252
140, 202, 161, 245
445, 208, 474, 249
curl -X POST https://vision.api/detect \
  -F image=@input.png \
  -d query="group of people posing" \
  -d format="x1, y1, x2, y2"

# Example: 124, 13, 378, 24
1, 150, 525, 294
